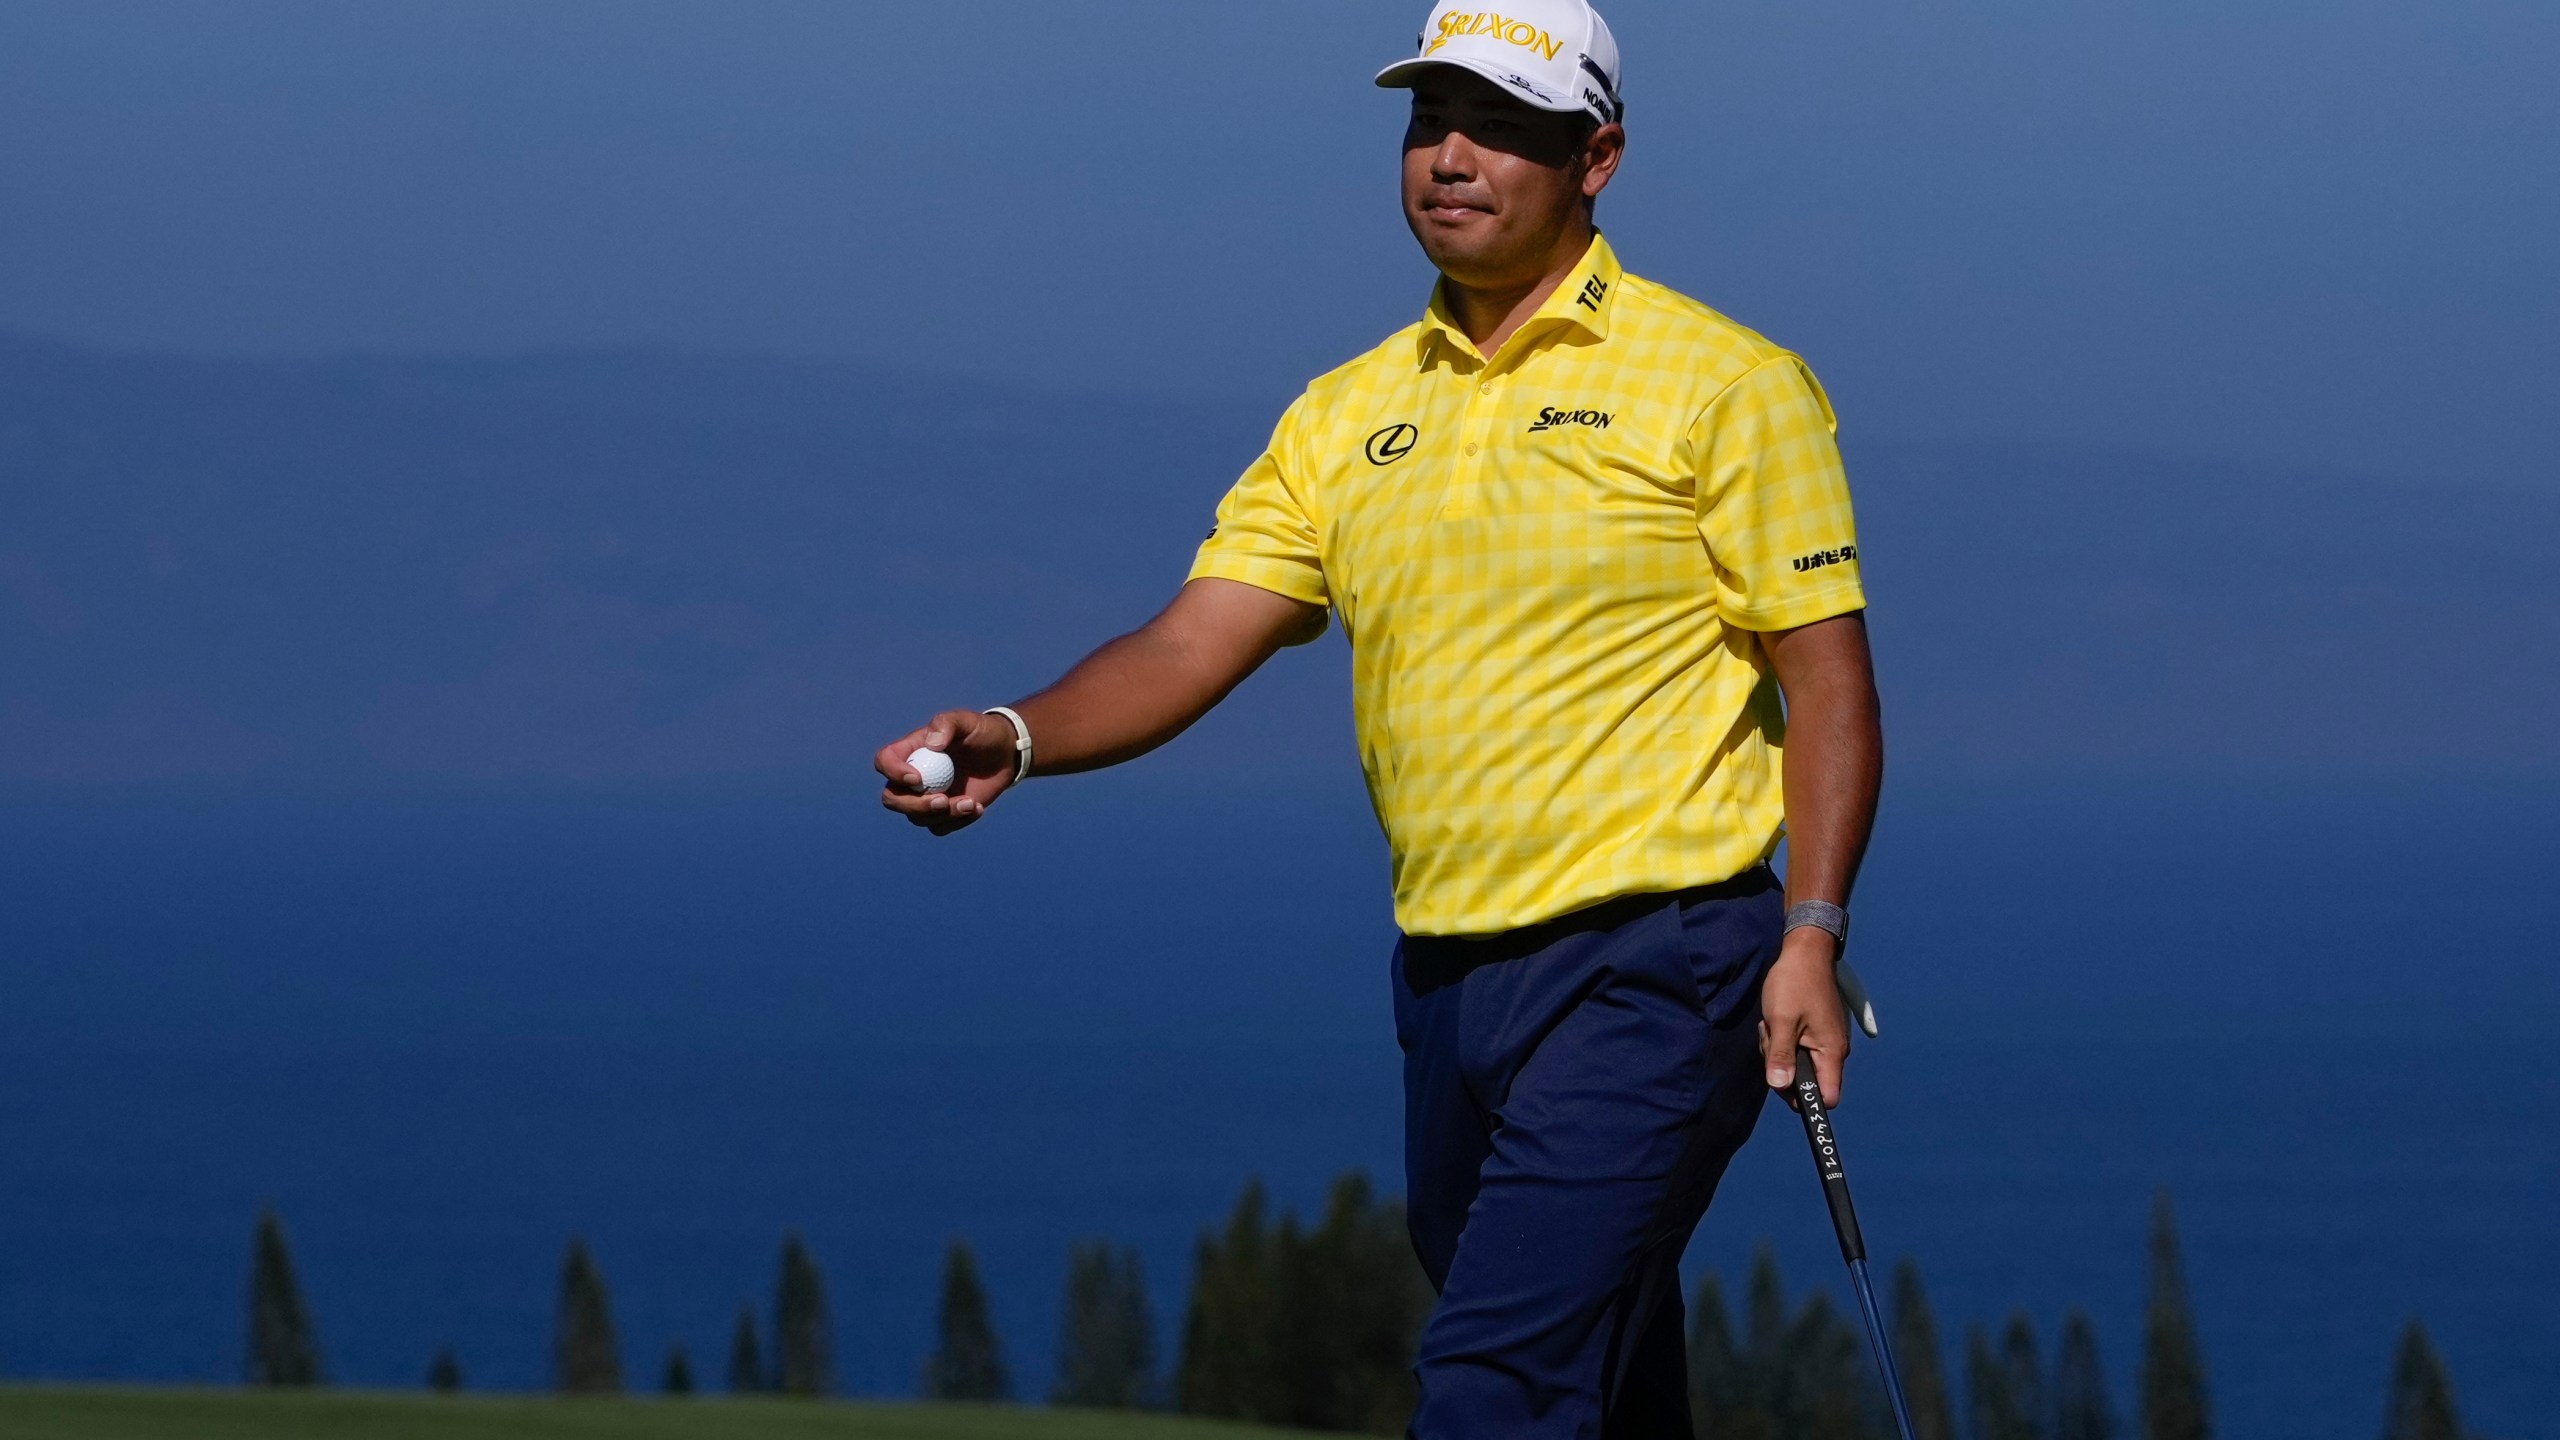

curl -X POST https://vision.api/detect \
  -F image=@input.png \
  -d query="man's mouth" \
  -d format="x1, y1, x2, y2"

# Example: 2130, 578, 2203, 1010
1422, 193, 1492, 222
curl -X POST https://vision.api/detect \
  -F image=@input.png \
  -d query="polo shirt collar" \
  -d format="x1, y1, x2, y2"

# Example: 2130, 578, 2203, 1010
1418, 232, 1625, 367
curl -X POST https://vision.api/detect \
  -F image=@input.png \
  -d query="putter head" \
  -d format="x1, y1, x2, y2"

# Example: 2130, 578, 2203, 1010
1835, 960, 1880, 1038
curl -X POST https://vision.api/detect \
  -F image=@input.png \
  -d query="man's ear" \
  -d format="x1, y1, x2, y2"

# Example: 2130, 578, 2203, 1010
1582, 123, 1627, 200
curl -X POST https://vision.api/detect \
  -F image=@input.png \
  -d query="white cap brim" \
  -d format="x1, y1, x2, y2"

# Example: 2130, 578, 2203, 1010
1374, 56, 1589, 117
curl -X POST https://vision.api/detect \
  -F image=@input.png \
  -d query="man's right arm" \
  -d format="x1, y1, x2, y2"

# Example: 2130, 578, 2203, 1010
874, 577, 1325, 835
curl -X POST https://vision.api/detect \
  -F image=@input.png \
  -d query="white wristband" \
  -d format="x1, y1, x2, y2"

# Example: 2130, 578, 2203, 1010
983, 706, 1034, 783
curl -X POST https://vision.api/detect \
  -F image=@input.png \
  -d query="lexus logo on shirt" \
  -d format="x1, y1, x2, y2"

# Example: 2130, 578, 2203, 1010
1365, 423, 1420, 466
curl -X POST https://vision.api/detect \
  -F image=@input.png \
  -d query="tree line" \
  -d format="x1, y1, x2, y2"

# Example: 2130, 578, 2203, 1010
1681, 1193, 2480, 1440
242, 1184, 2481, 1437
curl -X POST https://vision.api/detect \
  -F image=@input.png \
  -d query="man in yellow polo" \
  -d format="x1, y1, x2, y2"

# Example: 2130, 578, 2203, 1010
877, 2, 1882, 1433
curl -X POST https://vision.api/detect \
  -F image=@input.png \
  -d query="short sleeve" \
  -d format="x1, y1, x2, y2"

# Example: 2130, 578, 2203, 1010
1690, 356, 1866, 632
1187, 394, 1332, 608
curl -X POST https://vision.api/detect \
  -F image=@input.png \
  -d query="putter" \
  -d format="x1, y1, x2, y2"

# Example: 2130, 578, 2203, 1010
1790, 1046, 1919, 1440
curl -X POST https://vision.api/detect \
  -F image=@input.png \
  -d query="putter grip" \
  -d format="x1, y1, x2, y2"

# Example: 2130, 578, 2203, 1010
1792, 1047, 1867, 1265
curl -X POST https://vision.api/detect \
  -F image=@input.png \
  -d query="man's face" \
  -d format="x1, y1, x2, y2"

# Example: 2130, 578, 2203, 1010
1401, 70, 1620, 289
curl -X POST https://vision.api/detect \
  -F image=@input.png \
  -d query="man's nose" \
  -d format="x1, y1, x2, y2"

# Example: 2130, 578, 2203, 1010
1431, 131, 1479, 183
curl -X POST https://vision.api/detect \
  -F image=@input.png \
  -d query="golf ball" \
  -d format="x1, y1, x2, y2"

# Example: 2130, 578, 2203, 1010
910, 748, 955, 794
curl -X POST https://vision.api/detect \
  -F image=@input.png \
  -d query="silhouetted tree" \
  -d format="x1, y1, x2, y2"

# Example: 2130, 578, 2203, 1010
662, 1342, 695, 1396
1744, 1245, 1790, 1385
2138, 1193, 2210, 1440
1734, 1244, 1805, 1438
425, 1346, 463, 1393
772, 1234, 834, 1397
1971, 1323, 2035, 1440
552, 1237, 622, 1395
1054, 1240, 1155, 1408
924, 1238, 1011, 1401
244, 1209, 323, 1387
1177, 1178, 1282, 1421
725, 1307, 765, 1394
1689, 1250, 1884, 1440
2053, 1311, 2115, 1440
1275, 1173, 1430, 1433
1890, 1259, 1958, 1440
1690, 1271, 1763, 1438
1778, 1291, 1882, 1440
2381, 1321, 2463, 1440
2002, 1314, 2046, 1440
1173, 1173, 1430, 1433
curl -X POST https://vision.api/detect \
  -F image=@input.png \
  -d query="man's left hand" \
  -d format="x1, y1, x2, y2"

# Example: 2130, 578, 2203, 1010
1760, 927, 1851, 1108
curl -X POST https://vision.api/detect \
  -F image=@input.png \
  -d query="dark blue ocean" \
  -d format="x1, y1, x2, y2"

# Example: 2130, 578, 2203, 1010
1, 774, 2553, 1437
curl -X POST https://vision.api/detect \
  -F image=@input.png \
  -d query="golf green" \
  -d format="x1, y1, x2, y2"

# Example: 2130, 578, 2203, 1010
0, 1389, 1321, 1440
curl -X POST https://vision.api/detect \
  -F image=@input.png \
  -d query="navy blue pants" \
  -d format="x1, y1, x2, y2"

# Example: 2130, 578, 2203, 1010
1392, 869, 1783, 1440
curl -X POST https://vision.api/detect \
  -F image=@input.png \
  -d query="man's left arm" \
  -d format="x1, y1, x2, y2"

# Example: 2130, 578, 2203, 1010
1757, 611, 1884, 1108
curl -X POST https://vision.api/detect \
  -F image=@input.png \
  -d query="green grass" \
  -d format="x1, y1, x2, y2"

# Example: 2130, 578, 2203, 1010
0, 1389, 1321, 1440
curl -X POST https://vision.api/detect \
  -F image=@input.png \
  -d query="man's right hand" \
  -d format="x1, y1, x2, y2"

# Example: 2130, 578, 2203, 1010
876, 709, 1021, 836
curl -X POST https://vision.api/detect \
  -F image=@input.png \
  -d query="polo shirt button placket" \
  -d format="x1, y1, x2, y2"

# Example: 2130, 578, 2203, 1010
1444, 365, 1495, 517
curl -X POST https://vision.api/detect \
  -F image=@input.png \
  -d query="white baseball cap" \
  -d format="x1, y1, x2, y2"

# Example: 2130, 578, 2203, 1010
1376, 1, 1624, 127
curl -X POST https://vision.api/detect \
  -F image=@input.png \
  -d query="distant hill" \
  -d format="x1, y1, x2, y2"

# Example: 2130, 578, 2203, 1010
2, 332, 2549, 786
0, 1388, 1316, 1439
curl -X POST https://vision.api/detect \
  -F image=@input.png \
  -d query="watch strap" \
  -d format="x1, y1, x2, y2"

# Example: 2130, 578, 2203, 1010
1783, 899, 1849, 946
983, 706, 1034, 783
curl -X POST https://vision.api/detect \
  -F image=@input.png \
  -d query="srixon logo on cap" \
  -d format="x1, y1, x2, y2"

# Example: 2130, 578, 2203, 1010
1425, 11, 1566, 61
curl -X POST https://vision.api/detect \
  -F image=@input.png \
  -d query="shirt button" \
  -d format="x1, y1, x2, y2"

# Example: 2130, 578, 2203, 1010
1465, 443, 1480, 456
1479, 382, 1494, 396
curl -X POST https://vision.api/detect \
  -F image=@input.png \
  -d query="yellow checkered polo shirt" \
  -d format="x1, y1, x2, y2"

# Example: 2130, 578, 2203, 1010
1190, 235, 1866, 937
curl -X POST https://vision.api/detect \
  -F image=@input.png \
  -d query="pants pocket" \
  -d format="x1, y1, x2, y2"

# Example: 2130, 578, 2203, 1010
1676, 880, 1784, 1031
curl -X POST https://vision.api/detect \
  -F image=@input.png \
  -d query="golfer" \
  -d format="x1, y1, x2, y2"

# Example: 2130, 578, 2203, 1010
877, 2, 1881, 1433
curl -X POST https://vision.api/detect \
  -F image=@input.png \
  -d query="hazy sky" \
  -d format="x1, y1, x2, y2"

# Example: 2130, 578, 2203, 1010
3, 0, 2553, 488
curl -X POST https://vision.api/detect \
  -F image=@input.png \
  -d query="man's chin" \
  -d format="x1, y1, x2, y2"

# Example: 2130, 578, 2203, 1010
1414, 227, 1507, 282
